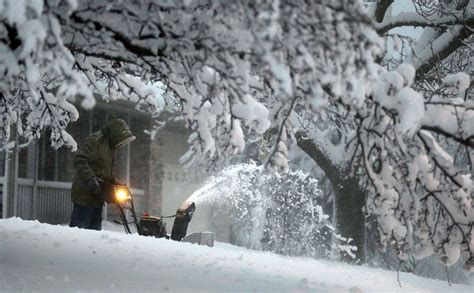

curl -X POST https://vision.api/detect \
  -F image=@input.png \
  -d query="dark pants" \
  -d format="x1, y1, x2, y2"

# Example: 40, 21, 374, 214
69, 203, 103, 230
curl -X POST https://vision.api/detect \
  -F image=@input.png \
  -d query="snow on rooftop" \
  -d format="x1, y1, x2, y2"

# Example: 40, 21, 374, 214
1, 218, 472, 292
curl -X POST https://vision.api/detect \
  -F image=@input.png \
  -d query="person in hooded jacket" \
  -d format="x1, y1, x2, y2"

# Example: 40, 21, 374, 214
69, 118, 135, 230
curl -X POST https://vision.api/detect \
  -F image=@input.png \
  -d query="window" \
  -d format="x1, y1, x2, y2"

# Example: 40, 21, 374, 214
38, 136, 56, 181
128, 115, 150, 189
113, 146, 128, 183
91, 108, 107, 133
0, 151, 5, 177
33, 104, 152, 188
0, 183, 3, 218
75, 108, 92, 146
37, 108, 88, 182
56, 147, 74, 182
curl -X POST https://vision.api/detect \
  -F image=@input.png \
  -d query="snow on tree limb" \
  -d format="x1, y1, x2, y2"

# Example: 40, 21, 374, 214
372, 0, 473, 80
376, 12, 473, 34
0, 0, 472, 270
410, 25, 471, 72
0, 0, 88, 149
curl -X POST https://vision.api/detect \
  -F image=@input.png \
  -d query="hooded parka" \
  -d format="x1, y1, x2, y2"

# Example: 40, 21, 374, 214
71, 119, 135, 207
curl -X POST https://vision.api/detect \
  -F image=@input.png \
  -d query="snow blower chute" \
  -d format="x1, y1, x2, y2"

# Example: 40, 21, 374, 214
104, 184, 214, 247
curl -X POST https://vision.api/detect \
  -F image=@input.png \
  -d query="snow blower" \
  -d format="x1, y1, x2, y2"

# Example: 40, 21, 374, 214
104, 184, 214, 247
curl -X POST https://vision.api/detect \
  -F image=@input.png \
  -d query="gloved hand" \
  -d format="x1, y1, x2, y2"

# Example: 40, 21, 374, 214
87, 176, 104, 196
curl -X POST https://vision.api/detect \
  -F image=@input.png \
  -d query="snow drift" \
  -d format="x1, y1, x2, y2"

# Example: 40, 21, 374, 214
1, 218, 472, 292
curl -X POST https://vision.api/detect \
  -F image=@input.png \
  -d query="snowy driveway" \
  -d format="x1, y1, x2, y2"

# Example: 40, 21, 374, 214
0, 218, 471, 292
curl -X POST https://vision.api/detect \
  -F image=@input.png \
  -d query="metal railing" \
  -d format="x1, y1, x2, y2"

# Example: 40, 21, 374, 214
16, 179, 73, 224
0, 176, 5, 218
14, 179, 145, 225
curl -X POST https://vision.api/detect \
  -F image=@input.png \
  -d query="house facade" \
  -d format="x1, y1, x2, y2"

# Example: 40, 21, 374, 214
0, 101, 203, 227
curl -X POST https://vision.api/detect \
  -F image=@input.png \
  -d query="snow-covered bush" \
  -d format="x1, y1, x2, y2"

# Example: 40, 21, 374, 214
189, 163, 356, 260
262, 171, 334, 259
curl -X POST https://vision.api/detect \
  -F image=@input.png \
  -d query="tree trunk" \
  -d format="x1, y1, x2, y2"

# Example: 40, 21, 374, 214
332, 175, 366, 262
296, 133, 366, 262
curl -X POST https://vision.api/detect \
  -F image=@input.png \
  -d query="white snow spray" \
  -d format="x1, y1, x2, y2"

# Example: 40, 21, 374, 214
186, 162, 357, 259
187, 163, 260, 205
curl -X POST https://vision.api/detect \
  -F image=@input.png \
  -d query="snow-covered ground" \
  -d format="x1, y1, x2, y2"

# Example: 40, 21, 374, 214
0, 218, 471, 292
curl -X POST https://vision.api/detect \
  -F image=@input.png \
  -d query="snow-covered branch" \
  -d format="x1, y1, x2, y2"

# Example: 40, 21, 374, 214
0, 0, 472, 270
412, 26, 472, 78
376, 12, 473, 34
372, 0, 472, 81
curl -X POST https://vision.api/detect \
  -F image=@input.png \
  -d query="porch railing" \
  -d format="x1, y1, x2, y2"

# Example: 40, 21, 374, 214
0, 176, 5, 218
14, 179, 144, 225
16, 179, 73, 224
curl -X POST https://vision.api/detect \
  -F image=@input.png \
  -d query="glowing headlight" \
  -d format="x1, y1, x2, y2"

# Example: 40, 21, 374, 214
115, 187, 131, 202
